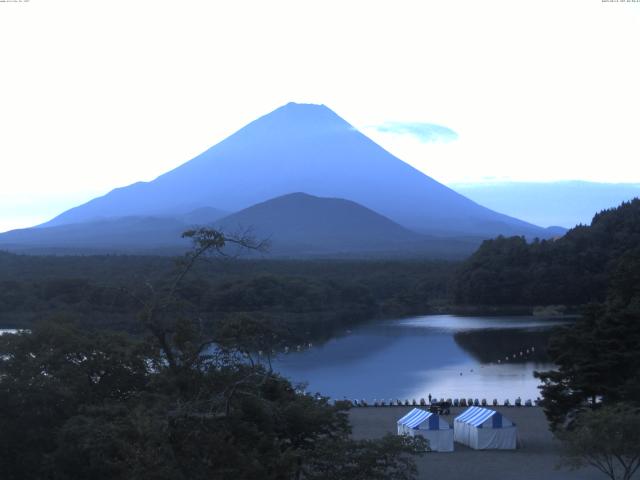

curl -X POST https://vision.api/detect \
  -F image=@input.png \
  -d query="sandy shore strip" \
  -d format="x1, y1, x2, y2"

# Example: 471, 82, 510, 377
349, 406, 603, 480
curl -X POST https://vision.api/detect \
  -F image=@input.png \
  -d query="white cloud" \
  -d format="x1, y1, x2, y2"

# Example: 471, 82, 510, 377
369, 122, 458, 143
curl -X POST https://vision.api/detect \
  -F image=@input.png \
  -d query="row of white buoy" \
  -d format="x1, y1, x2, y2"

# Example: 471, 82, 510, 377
256, 343, 314, 356
496, 346, 536, 364
257, 344, 537, 360
336, 397, 540, 408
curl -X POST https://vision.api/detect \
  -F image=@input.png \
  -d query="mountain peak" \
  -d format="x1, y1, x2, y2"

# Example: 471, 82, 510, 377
282, 101, 327, 109
254, 102, 348, 131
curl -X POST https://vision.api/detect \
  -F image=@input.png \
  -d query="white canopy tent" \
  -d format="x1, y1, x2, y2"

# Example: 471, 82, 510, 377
397, 408, 454, 452
454, 406, 517, 450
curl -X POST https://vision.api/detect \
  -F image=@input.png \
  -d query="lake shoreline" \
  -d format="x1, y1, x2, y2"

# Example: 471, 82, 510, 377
440, 305, 582, 317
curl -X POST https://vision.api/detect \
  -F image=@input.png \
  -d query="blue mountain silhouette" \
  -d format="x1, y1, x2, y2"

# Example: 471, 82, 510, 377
0, 193, 483, 258
41, 102, 551, 238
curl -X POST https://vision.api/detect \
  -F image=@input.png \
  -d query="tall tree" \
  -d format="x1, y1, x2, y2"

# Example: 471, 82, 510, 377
558, 404, 640, 480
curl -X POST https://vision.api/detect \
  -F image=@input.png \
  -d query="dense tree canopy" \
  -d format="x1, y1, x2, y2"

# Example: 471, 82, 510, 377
2, 320, 424, 480
0, 230, 427, 479
453, 199, 640, 307
535, 300, 640, 429
0, 253, 455, 340
529, 201, 640, 429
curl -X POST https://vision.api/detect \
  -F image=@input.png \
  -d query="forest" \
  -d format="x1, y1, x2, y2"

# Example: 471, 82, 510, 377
452, 199, 640, 307
0, 250, 455, 342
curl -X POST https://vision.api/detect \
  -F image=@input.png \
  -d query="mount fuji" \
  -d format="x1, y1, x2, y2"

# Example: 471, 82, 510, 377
1, 102, 560, 256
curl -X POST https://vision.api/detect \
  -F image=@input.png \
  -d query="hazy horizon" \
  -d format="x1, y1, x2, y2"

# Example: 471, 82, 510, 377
2, 173, 640, 233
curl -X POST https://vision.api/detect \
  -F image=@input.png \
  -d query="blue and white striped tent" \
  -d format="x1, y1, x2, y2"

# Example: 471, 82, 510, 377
397, 408, 454, 452
454, 406, 517, 450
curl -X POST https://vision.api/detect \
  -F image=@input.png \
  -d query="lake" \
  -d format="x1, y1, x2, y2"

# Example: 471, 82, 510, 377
272, 315, 570, 403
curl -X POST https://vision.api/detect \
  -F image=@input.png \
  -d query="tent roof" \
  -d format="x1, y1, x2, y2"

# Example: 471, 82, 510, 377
397, 408, 434, 429
455, 406, 504, 427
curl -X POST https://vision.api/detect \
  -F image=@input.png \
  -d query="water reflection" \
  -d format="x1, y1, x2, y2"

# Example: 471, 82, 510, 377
272, 315, 570, 401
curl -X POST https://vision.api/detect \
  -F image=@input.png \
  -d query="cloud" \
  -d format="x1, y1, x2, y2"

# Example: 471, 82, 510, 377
372, 122, 458, 143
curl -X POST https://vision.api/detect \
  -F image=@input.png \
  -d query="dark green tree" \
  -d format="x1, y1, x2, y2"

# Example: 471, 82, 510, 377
535, 249, 640, 430
558, 404, 640, 480
453, 198, 640, 308
535, 305, 640, 429
0, 320, 153, 480
302, 434, 427, 480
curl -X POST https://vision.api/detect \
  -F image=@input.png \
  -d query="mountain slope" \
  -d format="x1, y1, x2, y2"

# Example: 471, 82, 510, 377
41, 102, 550, 238
0, 208, 227, 254
214, 192, 481, 257
215, 192, 418, 253
0, 193, 481, 258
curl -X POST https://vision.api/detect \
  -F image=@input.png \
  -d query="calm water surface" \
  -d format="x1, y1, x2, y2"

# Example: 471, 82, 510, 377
272, 315, 570, 402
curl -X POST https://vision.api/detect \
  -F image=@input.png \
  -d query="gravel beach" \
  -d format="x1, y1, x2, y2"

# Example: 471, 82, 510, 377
349, 406, 603, 480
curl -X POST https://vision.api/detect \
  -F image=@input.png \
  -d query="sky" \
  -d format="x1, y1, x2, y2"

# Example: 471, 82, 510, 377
1, 0, 639, 232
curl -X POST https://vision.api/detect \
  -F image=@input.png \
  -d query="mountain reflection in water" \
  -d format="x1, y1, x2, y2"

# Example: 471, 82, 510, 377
271, 315, 570, 401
